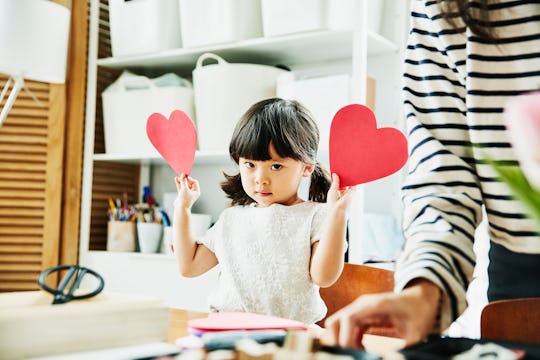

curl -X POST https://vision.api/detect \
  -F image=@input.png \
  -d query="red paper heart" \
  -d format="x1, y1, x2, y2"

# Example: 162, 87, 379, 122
146, 110, 197, 175
188, 312, 307, 332
329, 104, 408, 187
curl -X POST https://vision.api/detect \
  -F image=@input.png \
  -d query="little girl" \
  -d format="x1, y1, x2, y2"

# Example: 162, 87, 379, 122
173, 98, 354, 325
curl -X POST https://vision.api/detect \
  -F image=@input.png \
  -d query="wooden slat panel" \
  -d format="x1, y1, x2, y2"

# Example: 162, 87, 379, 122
0, 180, 45, 190
0, 23, 67, 292
0, 282, 40, 291
0, 228, 44, 236
0, 218, 44, 227
0, 243, 42, 253
0, 143, 47, 153
0, 199, 45, 208
0, 272, 41, 281
1, 253, 42, 263
0, 208, 44, 217
98, 0, 112, 59
0, 263, 42, 272
0, 237, 43, 245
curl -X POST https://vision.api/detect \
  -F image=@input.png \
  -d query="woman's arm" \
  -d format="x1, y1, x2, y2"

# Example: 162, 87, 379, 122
173, 174, 218, 277
310, 173, 354, 287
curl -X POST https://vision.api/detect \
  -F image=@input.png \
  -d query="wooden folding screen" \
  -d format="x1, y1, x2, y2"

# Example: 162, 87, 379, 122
0, 79, 65, 290
0, 0, 139, 291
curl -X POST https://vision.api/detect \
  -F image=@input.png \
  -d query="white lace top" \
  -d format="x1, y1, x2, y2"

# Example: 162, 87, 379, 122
197, 201, 329, 325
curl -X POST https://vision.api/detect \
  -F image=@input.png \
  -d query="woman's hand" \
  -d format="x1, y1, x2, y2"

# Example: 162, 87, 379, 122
174, 173, 200, 210
325, 279, 441, 348
327, 173, 355, 210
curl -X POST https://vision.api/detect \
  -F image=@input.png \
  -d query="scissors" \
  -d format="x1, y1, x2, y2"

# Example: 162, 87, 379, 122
38, 265, 105, 305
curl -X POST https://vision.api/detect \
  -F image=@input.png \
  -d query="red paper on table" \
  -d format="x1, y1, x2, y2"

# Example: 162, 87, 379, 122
188, 312, 307, 332
329, 104, 408, 187
146, 110, 197, 175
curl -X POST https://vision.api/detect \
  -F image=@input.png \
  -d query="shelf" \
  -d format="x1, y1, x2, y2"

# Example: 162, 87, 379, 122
93, 151, 231, 166
96, 30, 398, 72
85, 250, 175, 261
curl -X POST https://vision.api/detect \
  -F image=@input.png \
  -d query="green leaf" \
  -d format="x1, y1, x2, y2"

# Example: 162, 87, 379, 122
490, 162, 540, 225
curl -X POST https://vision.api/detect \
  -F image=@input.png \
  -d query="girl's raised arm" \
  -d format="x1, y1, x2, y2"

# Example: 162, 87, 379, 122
310, 173, 354, 287
173, 174, 218, 277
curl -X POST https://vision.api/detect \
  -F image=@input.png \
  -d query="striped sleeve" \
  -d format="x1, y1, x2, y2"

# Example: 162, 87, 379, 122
396, 0, 540, 331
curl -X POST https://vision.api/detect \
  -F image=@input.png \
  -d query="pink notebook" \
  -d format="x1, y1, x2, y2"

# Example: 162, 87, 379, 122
188, 312, 308, 332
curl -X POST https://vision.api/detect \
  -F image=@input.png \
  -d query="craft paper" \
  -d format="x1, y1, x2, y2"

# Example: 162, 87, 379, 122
146, 110, 197, 175
187, 312, 307, 332
329, 104, 408, 187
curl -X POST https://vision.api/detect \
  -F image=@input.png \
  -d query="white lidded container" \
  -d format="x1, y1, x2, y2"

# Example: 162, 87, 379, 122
261, 0, 385, 37
192, 53, 288, 151
277, 73, 351, 151
261, 0, 327, 37
179, 0, 262, 48
108, 0, 182, 57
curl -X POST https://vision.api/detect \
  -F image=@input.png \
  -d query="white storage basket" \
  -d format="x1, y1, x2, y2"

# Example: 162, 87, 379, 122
102, 72, 195, 156
108, 0, 182, 57
192, 53, 288, 151
179, 0, 262, 48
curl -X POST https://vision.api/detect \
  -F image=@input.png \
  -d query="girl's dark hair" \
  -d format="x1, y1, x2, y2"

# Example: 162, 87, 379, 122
439, 0, 498, 42
221, 98, 331, 206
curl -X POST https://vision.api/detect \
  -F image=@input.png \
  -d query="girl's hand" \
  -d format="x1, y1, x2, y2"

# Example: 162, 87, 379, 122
327, 173, 355, 210
174, 173, 200, 209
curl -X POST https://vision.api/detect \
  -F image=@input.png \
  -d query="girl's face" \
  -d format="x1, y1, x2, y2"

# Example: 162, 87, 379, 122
239, 143, 314, 207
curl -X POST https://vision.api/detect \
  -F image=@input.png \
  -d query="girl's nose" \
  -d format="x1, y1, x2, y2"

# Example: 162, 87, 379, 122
254, 169, 269, 184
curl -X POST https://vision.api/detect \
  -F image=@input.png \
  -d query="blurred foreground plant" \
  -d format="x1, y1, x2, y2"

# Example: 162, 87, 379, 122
490, 91, 540, 226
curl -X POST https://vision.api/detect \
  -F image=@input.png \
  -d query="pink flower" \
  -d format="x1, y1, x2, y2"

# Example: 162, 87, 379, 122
504, 91, 540, 191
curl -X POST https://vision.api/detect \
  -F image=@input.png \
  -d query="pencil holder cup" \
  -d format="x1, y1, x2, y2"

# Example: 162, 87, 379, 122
107, 221, 136, 252
137, 223, 163, 253
160, 226, 174, 255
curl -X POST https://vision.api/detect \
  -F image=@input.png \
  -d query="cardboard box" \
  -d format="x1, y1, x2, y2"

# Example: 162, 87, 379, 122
0, 291, 169, 359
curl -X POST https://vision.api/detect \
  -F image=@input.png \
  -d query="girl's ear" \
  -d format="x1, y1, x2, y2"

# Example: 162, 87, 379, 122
302, 163, 315, 177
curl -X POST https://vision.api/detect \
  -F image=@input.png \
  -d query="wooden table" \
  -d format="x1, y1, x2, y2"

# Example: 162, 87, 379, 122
167, 309, 406, 358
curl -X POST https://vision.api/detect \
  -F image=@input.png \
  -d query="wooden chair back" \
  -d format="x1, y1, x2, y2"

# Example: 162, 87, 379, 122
480, 297, 540, 345
317, 263, 395, 329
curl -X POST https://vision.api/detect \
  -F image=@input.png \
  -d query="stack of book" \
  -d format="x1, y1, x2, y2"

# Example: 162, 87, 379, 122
0, 290, 169, 359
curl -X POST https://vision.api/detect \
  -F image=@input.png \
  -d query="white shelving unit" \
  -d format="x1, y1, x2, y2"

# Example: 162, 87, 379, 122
79, 0, 408, 311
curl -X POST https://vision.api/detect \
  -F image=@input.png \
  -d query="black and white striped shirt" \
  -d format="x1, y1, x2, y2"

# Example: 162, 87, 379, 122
396, 0, 540, 330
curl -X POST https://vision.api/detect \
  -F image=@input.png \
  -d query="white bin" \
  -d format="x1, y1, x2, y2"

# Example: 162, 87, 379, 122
327, 0, 384, 34
277, 73, 376, 151
179, 0, 262, 48
102, 72, 195, 156
193, 53, 288, 151
261, 0, 384, 37
261, 0, 327, 37
108, 0, 182, 57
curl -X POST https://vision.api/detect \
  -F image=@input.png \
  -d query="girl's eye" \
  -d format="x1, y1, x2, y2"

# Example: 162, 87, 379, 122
271, 164, 282, 170
244, 162, 255, 168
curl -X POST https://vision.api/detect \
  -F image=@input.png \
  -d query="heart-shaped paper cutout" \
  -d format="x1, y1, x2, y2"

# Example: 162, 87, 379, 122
188, 312, 307, 332
146, 110, 197, 175
329, 104, 408, 187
